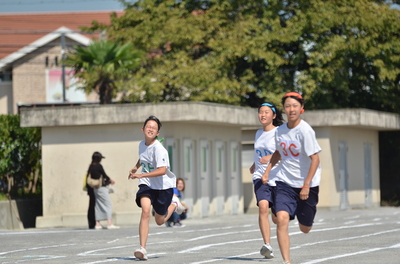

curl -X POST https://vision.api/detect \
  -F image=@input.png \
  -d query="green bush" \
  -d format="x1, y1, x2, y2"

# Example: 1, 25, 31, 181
0, 114, 42, 199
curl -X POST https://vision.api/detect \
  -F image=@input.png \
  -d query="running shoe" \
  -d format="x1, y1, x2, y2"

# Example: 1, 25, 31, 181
134, 247, 148, 260
107, 224, 120, 229
95, 225, 102, 230
172, 196, 185, 215
173, 222, 186, 228
260, 243, 274, 259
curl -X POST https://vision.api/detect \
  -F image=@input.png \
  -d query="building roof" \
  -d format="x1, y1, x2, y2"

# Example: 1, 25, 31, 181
0, 11, 124, 66
0, 26, 91, 70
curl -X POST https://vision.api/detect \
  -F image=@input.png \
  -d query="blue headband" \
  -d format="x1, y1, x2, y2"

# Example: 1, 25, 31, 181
260, 103, 276, 113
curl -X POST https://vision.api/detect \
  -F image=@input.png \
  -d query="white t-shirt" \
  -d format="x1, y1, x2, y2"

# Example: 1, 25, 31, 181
137, 140, 176, 190
275, 120, 322, 188
253, 127, 279, 186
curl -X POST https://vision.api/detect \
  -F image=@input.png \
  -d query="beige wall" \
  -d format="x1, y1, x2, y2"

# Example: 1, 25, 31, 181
39, 121, 244, 227
325, 127, 380, 208
0, 81, 12, 114
242, 126, 381, 213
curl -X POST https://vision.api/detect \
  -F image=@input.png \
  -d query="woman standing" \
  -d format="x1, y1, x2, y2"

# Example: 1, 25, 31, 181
88, 151, 119, 230
250, 102, 284, 259
263, 92, 321, 264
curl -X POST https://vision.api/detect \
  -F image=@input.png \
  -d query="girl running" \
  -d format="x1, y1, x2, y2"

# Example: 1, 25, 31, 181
128, 115, 185, 260
250, 102, 284, 259
263, 92, 322, 264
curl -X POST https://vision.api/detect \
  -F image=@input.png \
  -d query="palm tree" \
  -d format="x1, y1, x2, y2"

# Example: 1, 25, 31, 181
64, 40, 143, 104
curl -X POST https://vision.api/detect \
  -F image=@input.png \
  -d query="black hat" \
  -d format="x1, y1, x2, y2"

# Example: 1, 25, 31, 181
92, 151, 105, 159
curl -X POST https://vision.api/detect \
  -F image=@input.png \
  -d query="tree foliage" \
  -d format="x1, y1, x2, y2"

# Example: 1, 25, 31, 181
0, 115, 41, 199
63, 40, 143, 104
87, 0, 399, 112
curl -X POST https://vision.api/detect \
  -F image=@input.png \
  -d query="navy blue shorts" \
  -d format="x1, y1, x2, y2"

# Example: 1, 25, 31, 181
136, 184, 174, 216
273, 181, 319, 226
253, 179, 275, 207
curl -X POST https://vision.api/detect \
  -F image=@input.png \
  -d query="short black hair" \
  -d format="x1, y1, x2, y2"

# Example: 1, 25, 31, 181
143, 115, 162, 131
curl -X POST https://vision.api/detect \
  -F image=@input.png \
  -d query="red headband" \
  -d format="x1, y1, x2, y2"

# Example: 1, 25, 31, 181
283, 92, 305, 114
283, 92, 303, 99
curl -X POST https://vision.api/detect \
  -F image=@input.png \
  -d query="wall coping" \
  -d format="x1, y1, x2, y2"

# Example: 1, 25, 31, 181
19, 102, 400, 131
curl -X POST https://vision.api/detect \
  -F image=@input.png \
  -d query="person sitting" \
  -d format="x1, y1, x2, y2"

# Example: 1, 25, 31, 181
166, 177, 189, 227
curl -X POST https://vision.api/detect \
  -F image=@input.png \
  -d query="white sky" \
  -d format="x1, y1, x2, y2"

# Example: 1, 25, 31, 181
0, 0, 125, 13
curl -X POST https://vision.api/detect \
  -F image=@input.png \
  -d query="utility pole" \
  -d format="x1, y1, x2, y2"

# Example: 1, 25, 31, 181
61, 33, 66, 102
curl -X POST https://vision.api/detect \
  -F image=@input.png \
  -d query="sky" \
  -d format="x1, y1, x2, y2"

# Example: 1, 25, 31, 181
0, 0, 125, 13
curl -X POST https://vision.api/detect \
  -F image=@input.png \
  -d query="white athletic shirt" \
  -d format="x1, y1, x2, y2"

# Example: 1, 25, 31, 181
274, 120, 321, 188
137, 140, 176, 190
253, 127, 279, 186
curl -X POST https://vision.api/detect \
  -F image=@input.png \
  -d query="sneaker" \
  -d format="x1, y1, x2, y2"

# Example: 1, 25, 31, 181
171, 196, 185, 215
107, 224, 120, 229
173, 222, 186, 228
282, 261, 291, 264
95, 225, 103, 230
134, 247, 148, 260
260, 243, 274, 259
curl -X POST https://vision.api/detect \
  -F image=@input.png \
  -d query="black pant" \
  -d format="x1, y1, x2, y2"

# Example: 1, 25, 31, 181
87, 187, 96, 229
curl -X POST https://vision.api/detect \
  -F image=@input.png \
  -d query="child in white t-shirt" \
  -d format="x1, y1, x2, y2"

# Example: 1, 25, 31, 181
249, 102, 284, 259
263, 92, 321, 264
128, 115, 185, 261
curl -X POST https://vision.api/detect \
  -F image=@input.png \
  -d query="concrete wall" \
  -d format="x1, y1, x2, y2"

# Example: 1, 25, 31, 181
20, 104, 400, 227
37, 119, 243, 227
0, 81, 12, 114
242, 125, 381, 213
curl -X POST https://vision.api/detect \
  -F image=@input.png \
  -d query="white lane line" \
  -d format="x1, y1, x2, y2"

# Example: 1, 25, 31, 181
78, 241, 173, 256
187, 228, 400, 264
0, 244, 76, 256
81, 253, 167, 264
181, 223, 387, 254
299, 243, 400, 264
291, 228, 400, 250
186, 229, 259, 242
189, 251, 259, 264
0, 230, 94, 236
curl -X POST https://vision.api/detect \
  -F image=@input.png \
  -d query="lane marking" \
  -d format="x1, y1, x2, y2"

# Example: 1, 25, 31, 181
81, 253, 166, 264
0, 244, 76, 256
180, 223, 387, 254
187, 228, 400, 264
300, 243, 400, 264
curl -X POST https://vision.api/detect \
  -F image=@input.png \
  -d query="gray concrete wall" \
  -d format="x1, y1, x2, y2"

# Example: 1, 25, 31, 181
19, 103, 400, 227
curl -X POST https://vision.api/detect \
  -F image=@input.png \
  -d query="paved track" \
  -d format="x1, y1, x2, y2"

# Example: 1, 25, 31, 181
0, 206, 399, 264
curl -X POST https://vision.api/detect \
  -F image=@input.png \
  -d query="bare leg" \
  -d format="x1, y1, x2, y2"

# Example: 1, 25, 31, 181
154, 203, 177, 226
139, 196, 152, 249
276, 210, 291, 263
258, 200, 271, 244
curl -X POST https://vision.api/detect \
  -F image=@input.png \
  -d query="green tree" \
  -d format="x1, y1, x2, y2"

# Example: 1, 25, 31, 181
0, 115, 41, 199
64, 40, 143, 104
88, 0, 399, 111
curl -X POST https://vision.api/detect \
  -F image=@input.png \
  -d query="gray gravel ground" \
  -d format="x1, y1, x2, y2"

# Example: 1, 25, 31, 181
0, 206, 399, 264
